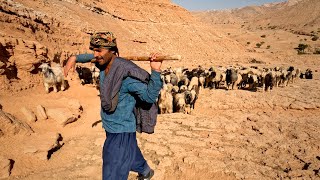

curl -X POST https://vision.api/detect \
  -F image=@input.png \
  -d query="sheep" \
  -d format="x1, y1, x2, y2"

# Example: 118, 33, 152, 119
204, 70, 215, 89
188, 76, 199, 90
305, 69, 313, 79
179, 85, 188, 93
177, 75, 189, 88
248, 74, 258, 90
198, 75, 205, 90
39, 63, 66, 93
264, 72, 274, 91
226, 68, 239, 90
158, 87, 173, 114
90, 65, 100, 90
173, 93, 186, 113
189, 85, 199, 109
76, 66, 93, 85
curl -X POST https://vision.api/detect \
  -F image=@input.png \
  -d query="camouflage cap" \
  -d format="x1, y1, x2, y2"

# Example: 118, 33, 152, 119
89, 31, 117, 50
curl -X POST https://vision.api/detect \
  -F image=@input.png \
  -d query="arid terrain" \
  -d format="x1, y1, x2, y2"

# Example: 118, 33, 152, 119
0, 0, 319, 179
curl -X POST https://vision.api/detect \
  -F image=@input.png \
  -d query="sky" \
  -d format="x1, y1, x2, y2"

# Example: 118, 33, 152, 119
171, 0, 287, 11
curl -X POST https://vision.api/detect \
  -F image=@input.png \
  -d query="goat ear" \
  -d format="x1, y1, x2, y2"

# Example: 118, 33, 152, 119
39, 64, 44, 69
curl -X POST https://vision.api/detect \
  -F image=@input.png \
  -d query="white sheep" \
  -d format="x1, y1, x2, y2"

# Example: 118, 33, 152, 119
39, 63, 66, 93
173, 93, 186, 113
158, 86, 173, 114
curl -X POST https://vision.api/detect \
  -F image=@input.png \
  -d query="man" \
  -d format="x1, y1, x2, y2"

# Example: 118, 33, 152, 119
64, 31, 162, 180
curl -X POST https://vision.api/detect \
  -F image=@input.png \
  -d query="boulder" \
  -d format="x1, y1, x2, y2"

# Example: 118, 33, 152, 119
0, 156, 13, 179
0, 109, 34, 136
36, 105, 48, 120
20, 107, 37, 122
46, 108, 78, 126
23, 133, 63, 160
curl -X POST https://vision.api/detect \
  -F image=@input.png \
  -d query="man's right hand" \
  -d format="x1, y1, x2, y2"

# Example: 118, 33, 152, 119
64, 56, 77, 77
150, 53, 162, 72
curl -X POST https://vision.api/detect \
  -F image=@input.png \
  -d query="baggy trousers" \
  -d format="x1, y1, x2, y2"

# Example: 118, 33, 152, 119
102, 131, 150, 180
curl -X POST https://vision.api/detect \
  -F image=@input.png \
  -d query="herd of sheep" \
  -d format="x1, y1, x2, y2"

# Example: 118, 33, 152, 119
157, 65, 313, 114
37, 62, 313, 115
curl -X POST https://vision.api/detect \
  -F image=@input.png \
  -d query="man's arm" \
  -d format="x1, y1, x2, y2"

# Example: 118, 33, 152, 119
64, 54, 94, 77
126, 70, 163, 104
76, 54, 94, 63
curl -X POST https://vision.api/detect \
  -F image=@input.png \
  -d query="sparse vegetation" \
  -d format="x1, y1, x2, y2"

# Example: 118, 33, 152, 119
261, 35, 266, 38
247, 42, 251, 45
314, 48, 320, 54
268, 25, 277, 30
295, 43, 308, 54
266, 45, 271, 49
256, 43, 262, 48
311, 35, 319, 41
249, 58, 265, 64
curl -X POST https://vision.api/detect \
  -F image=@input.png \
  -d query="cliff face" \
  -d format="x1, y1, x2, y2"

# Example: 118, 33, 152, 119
0, 0, 247, 91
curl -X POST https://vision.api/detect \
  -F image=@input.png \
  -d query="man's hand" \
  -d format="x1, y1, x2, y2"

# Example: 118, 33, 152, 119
64, 56, 77, 77
149, 53, 162, 72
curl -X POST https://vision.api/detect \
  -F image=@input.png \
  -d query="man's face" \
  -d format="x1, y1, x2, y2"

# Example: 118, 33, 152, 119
93, 48, 113, 65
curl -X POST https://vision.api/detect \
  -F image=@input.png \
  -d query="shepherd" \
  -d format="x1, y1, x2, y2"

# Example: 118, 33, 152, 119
64, 31, 163, 180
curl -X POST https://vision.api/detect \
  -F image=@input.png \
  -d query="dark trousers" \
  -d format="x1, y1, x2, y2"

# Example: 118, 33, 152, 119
102, 131, 150, 180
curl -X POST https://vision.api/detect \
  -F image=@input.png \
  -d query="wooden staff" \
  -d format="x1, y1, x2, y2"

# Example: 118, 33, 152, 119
91, 55, 181, 62
124, 55, 181, 61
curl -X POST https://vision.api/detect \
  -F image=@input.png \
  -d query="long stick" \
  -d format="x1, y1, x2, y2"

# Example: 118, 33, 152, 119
90, 55, 181, 63
124, 55, 181, 61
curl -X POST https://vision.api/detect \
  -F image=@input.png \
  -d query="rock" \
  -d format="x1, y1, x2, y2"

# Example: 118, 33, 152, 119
67, 99, 83, 112
36, 105, 47, 120
62, 117, 77, 127
0, 61, 5, 68
289, 101, 317, 110
20, 107, 37, 122
289, 101, 305, 110
0, 156, 12, 179
0, 110, 34, 136
46, 108, 78, 126
23, 133, 63, 160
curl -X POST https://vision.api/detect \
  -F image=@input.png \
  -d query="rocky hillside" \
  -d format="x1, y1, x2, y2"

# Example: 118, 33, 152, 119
0, 0, 247, 92
193, 0, 319, 31
192, 0, 319, 70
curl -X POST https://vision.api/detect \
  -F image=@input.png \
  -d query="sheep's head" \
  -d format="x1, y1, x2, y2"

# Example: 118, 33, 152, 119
39, 63, 51, 73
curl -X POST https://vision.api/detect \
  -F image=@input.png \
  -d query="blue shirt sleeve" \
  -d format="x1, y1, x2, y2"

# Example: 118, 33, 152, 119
76, 54, 94, 63
125, 70, 163, 104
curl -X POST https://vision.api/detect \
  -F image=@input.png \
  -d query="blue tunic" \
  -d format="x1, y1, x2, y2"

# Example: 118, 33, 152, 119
76, 54, 162, 133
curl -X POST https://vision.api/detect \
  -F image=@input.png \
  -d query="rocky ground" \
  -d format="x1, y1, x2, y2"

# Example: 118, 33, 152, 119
1, 0, 320, 179
0, 67, 319, 180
